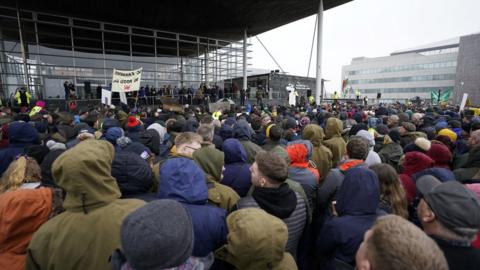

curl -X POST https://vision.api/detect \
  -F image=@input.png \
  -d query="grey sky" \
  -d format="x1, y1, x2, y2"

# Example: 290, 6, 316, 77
250, 0, 480, 93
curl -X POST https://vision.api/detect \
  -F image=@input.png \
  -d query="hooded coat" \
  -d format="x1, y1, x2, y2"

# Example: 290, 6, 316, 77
323, 118, 346, 167
222, 139, 252, 197
302, 124, 333, 182
378, 138, 404, 172
0, 121, 39, 175
215, 208, 298, 270
317, 168, 382, 269
237, 183, 307, 259
233, 120, 263, 164
287, 142, 319, 212
318, 159, 367, 223
26, 140, 145, 270
193, 147, 240, 212
0, 188, 52, 270
157, 157, 227, 257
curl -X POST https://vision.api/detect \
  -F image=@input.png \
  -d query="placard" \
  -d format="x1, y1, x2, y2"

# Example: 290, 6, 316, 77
111, 68, 142, 92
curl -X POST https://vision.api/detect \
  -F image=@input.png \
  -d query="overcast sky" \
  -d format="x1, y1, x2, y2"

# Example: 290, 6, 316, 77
249, 0, 480, 93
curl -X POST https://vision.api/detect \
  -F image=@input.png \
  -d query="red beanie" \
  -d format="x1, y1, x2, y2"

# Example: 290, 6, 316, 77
426, 142, 452, 169
402, 151, 434, 176
127, 116, 139, 128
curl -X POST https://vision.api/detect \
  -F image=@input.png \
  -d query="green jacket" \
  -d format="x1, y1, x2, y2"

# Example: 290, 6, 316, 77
303, 124, 333, 182
240, 140, 264, 164
193, 147, 240, 212
26, 140, 144, 270
215, 208, 298, 270
323, 118, 346, 167
378, 142, 404, 172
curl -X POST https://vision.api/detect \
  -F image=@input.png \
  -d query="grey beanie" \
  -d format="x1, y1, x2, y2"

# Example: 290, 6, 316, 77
120, 199, 194, 269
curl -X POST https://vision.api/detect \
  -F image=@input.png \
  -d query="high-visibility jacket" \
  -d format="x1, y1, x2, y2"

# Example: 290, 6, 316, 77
15, 91, 31, 106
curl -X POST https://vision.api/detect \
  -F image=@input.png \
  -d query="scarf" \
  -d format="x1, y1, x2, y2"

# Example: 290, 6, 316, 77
252, 183, 297, 219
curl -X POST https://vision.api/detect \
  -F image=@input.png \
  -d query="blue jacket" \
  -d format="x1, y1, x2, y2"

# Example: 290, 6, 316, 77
0, 121, 39, 175
317, 167, 382, 269
222, 139, 252, 197
157, 157, 227, 257
111, 149, 154, 201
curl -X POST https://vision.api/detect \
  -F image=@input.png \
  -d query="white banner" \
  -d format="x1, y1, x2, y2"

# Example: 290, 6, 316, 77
111, 68, 142, 92
101, 89, 112, 105
459, 93, 468, 112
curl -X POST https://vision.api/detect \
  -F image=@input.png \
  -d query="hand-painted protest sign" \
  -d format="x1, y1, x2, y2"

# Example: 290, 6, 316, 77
111, 68, 142, 92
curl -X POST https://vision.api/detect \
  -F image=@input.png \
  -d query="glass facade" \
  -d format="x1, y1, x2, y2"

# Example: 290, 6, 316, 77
0, 6, 248, 99
347, 60, 457, 76
350, 74, 455, 85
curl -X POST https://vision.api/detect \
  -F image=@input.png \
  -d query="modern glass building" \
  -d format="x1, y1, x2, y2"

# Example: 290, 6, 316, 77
342, 37, 460, 103
0, 5, 248, 100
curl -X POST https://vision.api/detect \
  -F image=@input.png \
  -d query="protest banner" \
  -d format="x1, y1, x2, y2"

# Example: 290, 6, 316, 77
111, 68, 142, 92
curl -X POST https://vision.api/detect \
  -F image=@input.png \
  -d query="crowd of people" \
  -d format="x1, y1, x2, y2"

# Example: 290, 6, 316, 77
0, 99, 479, 270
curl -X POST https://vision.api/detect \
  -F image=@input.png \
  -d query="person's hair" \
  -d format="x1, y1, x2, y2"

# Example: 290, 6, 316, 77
200, 114, 213, 125
174, 132, 202, 147
369, 164, 408, 218
366, 215, 448, 270
269, 125, 283, 141
197, 124, 214, 142
255, 151, 287, 183
346, 137, 369, 160
0, 156, 42, 193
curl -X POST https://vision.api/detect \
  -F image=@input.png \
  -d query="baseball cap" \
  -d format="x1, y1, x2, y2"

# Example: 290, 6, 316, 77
416, 175, 480, 238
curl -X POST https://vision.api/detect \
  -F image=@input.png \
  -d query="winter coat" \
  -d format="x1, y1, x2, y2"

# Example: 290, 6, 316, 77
323, 118, 346, 167
0, 188, 52, 270
237, 184, 307, 258
302, 124, 333, 182
215, 208, 298, 270
378, 141, 404, 171
138, 129, 160, 155
222, 139, 252, 197
287, 142, 319, 212
26, 140, 145, 270
0, 121, 39, 175
233, 120, 263, 163
157, 157, 228, 257
454, 146, 480, 182
317, 168, 382, 269
111, 149, 154, 201
40, 149, 65, 188
318, 159, 367, 220
399, 152, 435, 204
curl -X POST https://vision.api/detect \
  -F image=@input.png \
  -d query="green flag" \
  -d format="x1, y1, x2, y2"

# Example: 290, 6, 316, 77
431, 89, 452, 104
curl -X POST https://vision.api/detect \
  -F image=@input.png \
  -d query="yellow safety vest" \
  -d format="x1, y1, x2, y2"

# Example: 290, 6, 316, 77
15, 91, 31, 105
